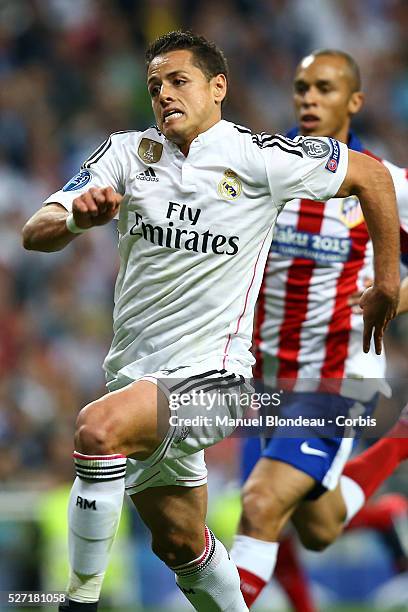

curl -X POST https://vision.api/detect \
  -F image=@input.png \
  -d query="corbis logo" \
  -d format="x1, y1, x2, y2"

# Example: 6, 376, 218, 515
218, 169, 242, 201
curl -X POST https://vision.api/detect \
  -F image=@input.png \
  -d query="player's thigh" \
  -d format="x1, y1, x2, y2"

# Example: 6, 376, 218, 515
130, 484, 208, 562
291, 483, 347, 551
76, 379, 169, 457
241, 432, 332, 523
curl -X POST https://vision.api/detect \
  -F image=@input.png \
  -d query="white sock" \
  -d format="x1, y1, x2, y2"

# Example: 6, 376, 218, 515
67, 452, 126, 603
230, 534, 279, 582
340, 475, 366, 524
173, 526, 248, 611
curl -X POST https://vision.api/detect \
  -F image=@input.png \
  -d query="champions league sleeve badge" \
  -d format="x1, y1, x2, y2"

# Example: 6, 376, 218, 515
138, 138, 163, 164
62, 170, 92, 192
325, 137, 341, 173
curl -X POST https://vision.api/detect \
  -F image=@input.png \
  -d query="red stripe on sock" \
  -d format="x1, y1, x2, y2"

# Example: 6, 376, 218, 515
172, 526, 211, 572
73, 452, 126, 460
194, 526, 211, 566
238, 567, 267, 607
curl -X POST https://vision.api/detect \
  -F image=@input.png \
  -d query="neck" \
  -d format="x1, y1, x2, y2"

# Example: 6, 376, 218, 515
176, 116, 222, 156
179, 142, 191, 157
331, 124, 350, 144
299, 123, 351, 145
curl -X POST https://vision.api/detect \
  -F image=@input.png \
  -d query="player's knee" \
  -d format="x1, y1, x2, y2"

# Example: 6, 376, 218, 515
297, 521, 341, 552
75, 401, 115, 455
241, 479, 287, 534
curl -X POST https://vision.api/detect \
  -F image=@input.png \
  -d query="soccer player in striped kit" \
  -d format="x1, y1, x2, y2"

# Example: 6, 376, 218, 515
23, 33, 401, 611
231, 49, 408, 609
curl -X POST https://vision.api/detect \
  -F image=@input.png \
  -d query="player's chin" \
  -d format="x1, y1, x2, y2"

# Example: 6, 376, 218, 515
299, 121, 325, 137
300, 126, 320, 137
162, 124, 185, 142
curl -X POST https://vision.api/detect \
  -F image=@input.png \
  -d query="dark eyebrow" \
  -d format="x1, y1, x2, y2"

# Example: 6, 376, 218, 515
293, 78, 308, 87
294, 78, 333, 88
147, 70, 189, 86
315, 79, 333, 87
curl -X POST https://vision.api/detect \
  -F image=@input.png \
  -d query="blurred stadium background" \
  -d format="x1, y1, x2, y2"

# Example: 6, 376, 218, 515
1, 0, 408, 610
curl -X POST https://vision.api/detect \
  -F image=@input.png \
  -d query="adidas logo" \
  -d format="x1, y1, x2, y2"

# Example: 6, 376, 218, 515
136, 167, 159, 182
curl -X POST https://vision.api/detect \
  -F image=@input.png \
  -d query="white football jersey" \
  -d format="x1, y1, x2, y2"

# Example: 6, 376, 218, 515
44, 120, 347, 386
255, 149, 408, 399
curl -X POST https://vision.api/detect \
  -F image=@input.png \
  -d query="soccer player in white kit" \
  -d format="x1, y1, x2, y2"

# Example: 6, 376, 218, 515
22, 33, 400, 611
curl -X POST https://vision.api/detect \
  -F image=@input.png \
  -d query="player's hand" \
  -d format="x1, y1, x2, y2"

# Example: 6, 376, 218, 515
348, 278, 373, 314
359, 285, 399, 354
72, 187, 123, 229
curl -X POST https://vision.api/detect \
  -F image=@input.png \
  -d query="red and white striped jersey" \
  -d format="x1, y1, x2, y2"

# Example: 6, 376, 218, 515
256, 151, 408, 399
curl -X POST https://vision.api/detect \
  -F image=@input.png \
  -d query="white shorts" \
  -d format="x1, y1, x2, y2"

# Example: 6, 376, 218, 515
109, 365, 252, 495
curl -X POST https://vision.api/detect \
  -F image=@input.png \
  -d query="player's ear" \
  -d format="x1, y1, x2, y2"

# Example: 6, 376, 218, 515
212, 73, 227, 105
348, 91, 364, 116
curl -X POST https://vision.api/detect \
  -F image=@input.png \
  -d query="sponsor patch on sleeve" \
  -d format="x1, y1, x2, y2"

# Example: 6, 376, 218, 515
325, 138, 340, 173
62, 170, 92, 192
301, 138, 331, 158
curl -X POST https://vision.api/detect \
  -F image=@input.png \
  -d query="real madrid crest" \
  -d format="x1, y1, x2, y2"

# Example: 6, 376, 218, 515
218, 169, 242, 201
339, 196, 364, 229
138, 138, 163, 164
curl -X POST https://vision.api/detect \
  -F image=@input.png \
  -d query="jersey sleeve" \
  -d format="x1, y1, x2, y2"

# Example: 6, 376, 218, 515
43, 134, 126, 211
260, 135, 348, 207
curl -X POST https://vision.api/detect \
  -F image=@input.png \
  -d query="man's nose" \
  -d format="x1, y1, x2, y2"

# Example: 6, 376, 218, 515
159, 83, 174, 105
302, 88, 318, 106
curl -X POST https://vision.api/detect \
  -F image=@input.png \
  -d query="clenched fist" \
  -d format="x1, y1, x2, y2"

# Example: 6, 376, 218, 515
72, 186, 123, 229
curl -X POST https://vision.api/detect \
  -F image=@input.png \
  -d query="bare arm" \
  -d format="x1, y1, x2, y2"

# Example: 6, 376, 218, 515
397, 276, 408, 315
22, 187, 122, 252
336, 150, 400, 353
22, 203, 77, 252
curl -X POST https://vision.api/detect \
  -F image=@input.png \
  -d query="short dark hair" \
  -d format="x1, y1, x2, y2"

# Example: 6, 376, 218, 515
145, 30, 229, 84
308, 49, 362, 92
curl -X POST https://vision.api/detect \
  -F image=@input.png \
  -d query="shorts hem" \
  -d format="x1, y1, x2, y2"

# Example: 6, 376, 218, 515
125, 474, 208, 496
263, 453, 327, 485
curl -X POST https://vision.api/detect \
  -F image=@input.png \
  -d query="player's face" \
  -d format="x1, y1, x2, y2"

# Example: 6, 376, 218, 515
293, 55, 363, 143
147, 49, 226, 155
